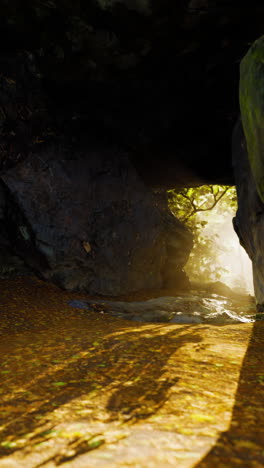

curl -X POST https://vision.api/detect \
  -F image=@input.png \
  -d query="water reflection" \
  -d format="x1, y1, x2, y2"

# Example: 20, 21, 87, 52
69, 290, 256, 325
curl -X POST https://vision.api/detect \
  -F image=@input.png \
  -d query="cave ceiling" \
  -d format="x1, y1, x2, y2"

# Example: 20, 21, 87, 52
0, 0, 264, 188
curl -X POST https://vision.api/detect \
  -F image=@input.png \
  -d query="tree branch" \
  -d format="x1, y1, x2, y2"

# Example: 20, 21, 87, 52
179, 186, 230, 221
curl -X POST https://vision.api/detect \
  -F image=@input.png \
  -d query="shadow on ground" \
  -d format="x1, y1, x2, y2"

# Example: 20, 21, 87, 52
0, 276, 203, 461
196, 319, 264, 467
1, 276, 260, 466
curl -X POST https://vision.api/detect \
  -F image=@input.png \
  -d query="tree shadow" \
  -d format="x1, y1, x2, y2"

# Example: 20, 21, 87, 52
104, 326, 198, 423
196, 319, 264, 467
0, 320, 202, 461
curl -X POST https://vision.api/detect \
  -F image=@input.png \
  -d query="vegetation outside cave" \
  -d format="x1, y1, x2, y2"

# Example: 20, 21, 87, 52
168, 184, 254, 295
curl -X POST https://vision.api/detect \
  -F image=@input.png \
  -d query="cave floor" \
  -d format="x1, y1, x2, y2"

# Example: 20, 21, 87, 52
0, 276, 263, 468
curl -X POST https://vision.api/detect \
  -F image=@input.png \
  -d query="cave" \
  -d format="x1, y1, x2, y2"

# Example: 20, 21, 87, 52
2, 2, 264, 466
0, 0, 262, 303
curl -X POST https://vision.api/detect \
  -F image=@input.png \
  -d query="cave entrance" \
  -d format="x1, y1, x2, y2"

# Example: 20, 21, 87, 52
168, 185, 254, 295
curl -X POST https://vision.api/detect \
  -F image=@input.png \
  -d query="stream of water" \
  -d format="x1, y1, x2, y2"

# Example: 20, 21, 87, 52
69, 290, 257, 325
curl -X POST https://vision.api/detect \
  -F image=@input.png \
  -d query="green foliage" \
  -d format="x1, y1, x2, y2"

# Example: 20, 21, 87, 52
168, 185, 237, 283
168, 185, 236, 227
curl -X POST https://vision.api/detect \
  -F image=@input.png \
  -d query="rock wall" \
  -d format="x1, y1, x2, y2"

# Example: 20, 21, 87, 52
232, 120, 263, 305
236, 36, 264, 307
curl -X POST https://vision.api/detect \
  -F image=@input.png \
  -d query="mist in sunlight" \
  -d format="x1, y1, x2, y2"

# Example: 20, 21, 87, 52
169, 185, 255, 295
203, 214, 254, 294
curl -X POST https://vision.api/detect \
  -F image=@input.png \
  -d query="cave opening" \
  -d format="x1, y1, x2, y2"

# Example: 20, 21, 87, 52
168, 184, 254, 296
2, 4, 264, 466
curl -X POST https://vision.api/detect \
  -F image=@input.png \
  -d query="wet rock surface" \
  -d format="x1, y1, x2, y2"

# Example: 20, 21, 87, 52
69, 289, 256, 324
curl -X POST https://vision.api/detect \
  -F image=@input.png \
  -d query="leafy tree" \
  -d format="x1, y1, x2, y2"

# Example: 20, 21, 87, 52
167, 185, 237, 283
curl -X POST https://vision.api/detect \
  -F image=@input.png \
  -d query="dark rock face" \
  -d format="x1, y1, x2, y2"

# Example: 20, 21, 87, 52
0, 181, 29, 278
0, 50, 193, 295
232, 120, 262, 304
1, 147, 192, 295
1, 1, 264, 186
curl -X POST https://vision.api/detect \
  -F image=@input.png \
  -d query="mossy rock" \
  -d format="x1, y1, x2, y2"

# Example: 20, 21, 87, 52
240, 35, 264, 203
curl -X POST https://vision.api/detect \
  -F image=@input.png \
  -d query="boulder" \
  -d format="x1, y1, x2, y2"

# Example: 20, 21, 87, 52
1, 146, 192, 295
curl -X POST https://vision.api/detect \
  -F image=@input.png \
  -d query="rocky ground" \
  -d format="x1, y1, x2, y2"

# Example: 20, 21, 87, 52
0, 276, 263, 467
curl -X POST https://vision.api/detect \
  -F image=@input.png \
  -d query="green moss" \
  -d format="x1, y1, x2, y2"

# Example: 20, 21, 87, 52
240, 35, 264, 202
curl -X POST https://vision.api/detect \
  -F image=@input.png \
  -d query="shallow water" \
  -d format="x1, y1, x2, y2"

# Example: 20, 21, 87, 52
69, 291, 257, 324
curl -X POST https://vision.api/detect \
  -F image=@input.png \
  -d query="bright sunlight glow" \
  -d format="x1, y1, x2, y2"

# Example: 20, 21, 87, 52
202, 214, 254, 294
168, 185, 254, 295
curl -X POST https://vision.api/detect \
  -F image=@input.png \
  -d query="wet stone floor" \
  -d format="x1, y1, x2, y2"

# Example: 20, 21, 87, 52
0, 276, 263, 467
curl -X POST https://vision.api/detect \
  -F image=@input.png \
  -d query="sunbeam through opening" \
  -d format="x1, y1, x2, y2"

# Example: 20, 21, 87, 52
168, 185, 254, 296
